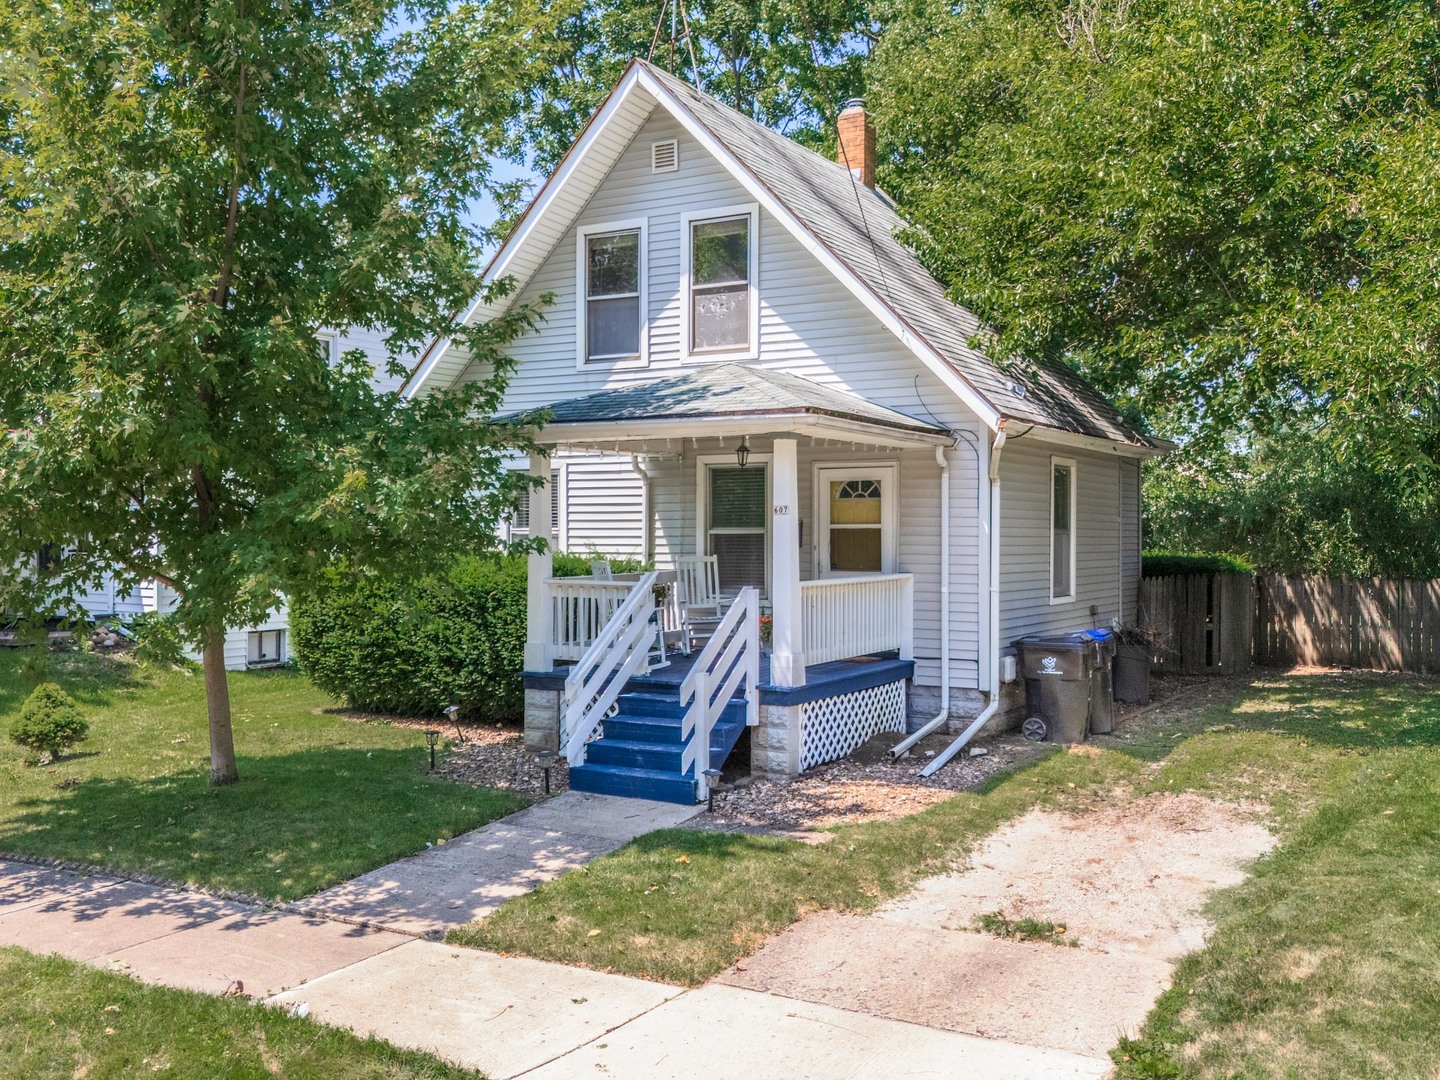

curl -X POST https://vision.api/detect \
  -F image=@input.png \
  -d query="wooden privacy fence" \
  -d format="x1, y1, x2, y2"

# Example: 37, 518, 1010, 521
1254, 575, 1440, 674
1140, 572, 1254, 675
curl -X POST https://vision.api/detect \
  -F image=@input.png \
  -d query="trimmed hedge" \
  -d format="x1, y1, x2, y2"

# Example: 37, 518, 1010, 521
291, 553, 646, 720
1142, 551, 1255, 577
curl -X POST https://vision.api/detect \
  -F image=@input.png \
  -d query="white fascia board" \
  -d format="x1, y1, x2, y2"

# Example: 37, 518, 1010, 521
1012, 423, 1168, 460
533, 413, 952, 450
405, 72, 654, 398
634, 68, 1003, 434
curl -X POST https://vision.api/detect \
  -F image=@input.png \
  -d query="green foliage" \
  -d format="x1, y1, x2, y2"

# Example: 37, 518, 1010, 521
1141, 552, 1254, 578
1144, 430, 1440, 576
9, 683, 88, 761
489, 0, 873, 173
0, 1, 550, 778
973, 910, 1078, 947
871, 0, 1440, 560
0, 650, 524, 900
291, 553, 647, 720
129, 613, 190, 669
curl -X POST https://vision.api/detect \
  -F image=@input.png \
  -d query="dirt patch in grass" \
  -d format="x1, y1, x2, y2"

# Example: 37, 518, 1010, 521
721, 790, 1273, 1059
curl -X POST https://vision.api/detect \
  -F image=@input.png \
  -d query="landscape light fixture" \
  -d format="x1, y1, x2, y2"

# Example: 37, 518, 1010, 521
424, 729, 440, 771
703, 768, 723, 813
734, 436, 750, 469
535, 750, 557, 795
442, 704, 463, 744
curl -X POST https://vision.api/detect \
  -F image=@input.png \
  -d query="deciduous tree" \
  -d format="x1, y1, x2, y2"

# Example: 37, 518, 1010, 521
0, 0, 548, 783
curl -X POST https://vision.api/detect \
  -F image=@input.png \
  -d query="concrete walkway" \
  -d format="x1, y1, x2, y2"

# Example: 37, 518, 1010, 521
0, 854, 1107, 1079
297, 790, 700, 936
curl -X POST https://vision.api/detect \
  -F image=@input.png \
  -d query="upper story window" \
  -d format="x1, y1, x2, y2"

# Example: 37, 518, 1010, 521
683, 205, 758, 360
577, 221, 646, 367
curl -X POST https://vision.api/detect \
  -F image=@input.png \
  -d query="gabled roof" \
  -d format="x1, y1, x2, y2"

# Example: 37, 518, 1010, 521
511, 363, 949, 439
406, 59, 1157, 450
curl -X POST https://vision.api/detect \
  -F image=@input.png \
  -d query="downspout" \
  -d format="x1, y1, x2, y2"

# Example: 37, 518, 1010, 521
920, 420, 1007, 777
629, 454, 651, 563
890, 443, 953, 758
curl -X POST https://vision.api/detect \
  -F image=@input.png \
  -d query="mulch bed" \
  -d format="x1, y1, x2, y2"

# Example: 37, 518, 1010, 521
339, 712, 569, 800
698, 729, 1048, 834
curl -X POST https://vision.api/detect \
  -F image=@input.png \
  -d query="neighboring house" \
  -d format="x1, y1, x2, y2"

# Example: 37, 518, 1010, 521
405, 59, 1166, 803
68, 326, 408, 670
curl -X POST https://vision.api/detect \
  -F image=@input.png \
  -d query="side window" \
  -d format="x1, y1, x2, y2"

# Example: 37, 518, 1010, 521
1051, 460, 1076, 601
581, 227, 643, 364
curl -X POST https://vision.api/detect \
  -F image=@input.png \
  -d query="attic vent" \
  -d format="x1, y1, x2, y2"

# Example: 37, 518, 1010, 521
651, 138, 679, 173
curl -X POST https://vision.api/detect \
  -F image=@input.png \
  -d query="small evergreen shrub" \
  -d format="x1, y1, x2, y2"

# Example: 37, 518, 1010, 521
291, 552, 647, 720
10, 683, 89, 762
130, 612, 190, 668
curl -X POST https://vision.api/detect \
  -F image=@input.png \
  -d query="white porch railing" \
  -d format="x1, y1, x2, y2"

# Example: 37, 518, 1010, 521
546, 578, 637, 661
561, 571, 658, 765
798, 573, 914, 666
680, 586, 760, 786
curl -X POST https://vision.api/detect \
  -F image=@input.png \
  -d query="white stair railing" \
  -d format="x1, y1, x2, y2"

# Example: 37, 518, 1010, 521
561, 571, 659, 766
679, 586, 760, 791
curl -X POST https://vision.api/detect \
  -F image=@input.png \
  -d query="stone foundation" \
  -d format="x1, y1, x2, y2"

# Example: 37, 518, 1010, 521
751, 702, 801, 779
523, 687, 560, 753
904, 682, 1027, 738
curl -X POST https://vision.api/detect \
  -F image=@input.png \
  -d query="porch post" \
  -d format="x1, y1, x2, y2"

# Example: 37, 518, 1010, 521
770, 438, 805, 687
523, 453, 554, 671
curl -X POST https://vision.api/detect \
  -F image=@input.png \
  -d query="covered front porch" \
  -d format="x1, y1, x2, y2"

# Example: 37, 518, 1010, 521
517, 365, 954, 801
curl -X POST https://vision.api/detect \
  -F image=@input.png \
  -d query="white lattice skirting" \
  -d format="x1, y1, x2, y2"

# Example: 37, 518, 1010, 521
799, 679, 907, 771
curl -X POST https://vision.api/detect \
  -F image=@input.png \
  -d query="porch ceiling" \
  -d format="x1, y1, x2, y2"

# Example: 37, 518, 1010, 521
509, 364, 954, 451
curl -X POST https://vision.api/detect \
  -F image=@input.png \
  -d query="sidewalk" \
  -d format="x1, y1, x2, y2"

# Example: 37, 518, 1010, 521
296, 790, 699, 936
0, 852, 1109, 1079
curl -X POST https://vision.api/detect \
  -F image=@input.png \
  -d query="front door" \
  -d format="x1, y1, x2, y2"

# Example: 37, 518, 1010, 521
815, 465, 897, 576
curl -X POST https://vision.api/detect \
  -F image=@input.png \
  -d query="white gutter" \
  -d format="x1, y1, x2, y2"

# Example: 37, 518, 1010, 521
889, 443, 953, 758
628, 454, 651, 563
919, 421, 1008, 776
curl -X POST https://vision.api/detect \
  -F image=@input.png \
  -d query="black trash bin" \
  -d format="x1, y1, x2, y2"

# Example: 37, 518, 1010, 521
1015, 633, 1106, 743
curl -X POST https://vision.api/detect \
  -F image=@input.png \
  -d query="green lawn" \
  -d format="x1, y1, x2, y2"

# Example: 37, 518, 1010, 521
0, 947, 482, 1079
0, 648, 526, 900
456, 671, 1440, 1079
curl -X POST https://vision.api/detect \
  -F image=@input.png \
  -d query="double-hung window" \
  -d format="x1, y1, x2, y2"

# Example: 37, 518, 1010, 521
683, 205, 757, 359
1050, 458, 1076, 602
578, 222, 645, 366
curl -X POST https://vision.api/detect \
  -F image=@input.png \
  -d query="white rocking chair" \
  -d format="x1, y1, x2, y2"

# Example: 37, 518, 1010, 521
674, 555, 731, 650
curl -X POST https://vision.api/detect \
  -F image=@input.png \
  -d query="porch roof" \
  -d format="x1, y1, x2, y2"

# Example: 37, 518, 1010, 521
511, 364, 953, 448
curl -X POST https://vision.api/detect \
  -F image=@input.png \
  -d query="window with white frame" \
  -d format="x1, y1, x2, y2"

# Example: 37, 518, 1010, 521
315, 331, 339, 365
1050, 459, 1076, 601
579, 224, 644, 364
508, 470, 563, 545
684, 207, 756, 357
705, 462, 767, 592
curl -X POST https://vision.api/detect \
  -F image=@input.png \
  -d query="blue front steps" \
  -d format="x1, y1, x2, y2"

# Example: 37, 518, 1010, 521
568, 687, 749, 805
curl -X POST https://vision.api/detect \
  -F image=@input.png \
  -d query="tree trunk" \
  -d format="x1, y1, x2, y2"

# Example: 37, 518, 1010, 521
203, 624, 239, 785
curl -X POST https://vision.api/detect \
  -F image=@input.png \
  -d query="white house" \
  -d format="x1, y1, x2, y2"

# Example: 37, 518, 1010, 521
404, 60, 1166, 802
70, 325, 407, 670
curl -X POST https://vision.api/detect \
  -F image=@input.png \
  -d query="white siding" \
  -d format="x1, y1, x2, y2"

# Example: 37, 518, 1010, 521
452, 109, 995, 691
998, 440, 1130, 643
556, 453, 646, 558
327, 324, 412, 397
449, 106, 1145, 695
1121, 458, 1142, 624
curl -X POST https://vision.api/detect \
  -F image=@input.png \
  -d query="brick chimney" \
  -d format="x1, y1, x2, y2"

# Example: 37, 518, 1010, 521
836, 98, 876, 189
